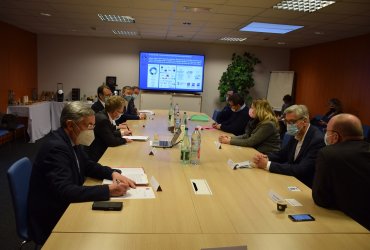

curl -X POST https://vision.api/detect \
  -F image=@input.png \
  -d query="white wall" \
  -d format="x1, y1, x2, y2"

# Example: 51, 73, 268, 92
38, 34, 290, 116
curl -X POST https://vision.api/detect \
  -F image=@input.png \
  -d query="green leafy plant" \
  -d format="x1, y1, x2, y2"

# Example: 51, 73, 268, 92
218, 52, 261, 104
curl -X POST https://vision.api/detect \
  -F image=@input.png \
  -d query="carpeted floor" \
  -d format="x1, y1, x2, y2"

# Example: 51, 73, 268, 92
0, 137, 46, 249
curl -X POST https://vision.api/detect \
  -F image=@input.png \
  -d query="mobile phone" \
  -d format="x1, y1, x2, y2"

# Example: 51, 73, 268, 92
288, 214, 315, 222
92, 201, 123, 211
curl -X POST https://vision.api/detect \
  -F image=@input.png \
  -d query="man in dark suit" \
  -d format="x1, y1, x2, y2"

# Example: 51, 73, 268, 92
215, 90, 234, 124
91, 85, 112, 113
212, 93, 250, 136
28, 102, 135, 245
115, 86, 146, 124
253, 104, 325, 187
312, 114, 370, 230
88, 96, 132, 162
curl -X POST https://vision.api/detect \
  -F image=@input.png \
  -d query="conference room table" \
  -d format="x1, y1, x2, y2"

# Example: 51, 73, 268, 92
43, 110, 369, 250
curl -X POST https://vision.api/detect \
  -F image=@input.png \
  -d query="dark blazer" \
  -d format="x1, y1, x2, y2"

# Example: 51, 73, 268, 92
88, 111, 127, 162
267, 125, 325, 187
312, 140, 370, 230
28, 128, 114, 244
220, 106, 250, 136
91, 100, 105, 113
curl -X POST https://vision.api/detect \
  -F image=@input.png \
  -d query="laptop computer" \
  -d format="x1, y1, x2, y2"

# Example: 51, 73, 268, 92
151, 128, 182, 148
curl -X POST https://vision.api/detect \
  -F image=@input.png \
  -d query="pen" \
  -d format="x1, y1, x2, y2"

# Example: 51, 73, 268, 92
192, 182, 198, 191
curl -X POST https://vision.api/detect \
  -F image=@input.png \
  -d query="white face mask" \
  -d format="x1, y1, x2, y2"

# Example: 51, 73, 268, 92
76, 129, 95, 146
73, 122, 95, 146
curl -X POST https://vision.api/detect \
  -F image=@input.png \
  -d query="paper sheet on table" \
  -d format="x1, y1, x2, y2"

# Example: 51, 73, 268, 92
102, 181, 155, 200
139, 110, 154, 115
105, 168, 148, 185
122, 136, 149, 141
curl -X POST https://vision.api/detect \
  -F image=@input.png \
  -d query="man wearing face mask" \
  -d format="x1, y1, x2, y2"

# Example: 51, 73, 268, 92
312, 114, 370, 230
253, 104, 325, 187
212, 93, 250, 136
116, 86, 146, 124
28, 101, 136, 245
88, 96, 133, 162
91, 85, 112, 113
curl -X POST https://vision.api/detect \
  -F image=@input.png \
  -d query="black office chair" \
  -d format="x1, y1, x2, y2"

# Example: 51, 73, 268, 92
7, 157, 36, 249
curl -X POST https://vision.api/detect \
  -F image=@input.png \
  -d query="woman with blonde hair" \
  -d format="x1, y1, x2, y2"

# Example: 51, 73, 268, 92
219, 99, 281, 154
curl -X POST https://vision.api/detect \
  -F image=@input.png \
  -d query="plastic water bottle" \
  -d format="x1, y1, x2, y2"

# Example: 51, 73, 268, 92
180, 128, 190, 164
168, 102, 174, 129
190, 128, 201, 165
168, 102, 174, 121
183, 112, 188, 128
174, 103, 179, 115
175, 112, 181, 132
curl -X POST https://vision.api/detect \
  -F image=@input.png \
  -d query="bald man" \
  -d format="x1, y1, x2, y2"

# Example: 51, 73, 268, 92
312, 113, 370, 230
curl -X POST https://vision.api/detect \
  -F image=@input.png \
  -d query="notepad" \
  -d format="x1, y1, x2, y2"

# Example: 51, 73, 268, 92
104, 168, 149, 185
122, 135, 149, 141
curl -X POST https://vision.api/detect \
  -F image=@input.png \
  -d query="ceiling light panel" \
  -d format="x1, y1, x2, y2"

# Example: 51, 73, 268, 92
240, 22, 304, 34
219, 37, 247, 42
112, 30, 138, 36
273, 0, 336, 13
98, 14, 135, 23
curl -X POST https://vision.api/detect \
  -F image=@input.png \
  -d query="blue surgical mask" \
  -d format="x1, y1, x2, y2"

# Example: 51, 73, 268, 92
124, 95, 132, 102
286, 124, 299, 136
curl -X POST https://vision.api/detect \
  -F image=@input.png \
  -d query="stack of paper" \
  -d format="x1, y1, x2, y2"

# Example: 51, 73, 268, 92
106, 168, 149, 185
122, 136, 149, 141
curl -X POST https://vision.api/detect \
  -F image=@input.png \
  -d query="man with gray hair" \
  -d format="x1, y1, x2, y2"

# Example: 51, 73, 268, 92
313, 113, 370, 230
253, 104, 325, 187
28, 101, 136, 245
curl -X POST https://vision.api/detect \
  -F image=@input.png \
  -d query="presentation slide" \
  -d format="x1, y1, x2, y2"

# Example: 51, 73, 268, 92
139, 52, 205, 93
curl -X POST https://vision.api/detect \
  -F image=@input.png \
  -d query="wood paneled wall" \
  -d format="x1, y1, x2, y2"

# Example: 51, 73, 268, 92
290, 33, 370, 125
0, 21, 37, 113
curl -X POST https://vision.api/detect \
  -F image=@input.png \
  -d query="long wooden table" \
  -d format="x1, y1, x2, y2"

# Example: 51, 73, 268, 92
43, 110, 369, 249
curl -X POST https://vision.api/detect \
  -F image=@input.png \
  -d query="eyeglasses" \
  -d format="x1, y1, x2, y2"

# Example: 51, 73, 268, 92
284, 118, 303, 125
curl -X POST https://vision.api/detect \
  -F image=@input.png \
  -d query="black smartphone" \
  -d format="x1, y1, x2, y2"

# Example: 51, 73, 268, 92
288, 214, 315, 222
92, 201, 123, 211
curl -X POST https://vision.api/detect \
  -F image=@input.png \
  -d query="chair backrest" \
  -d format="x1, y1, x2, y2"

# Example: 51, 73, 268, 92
7, 157, 33, 240
212, 109, 221, 122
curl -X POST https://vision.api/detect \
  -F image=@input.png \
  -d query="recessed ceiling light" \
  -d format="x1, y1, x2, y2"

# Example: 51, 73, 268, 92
315, 31, 325, 35
240, 22, 303, 34
182, 21, 191, 25
219, 37, 247, 42
40, 13, 51, 17
273, 0, 335, 13
183, 6, 211, 12
112, 30, 138, 36
277, 42, 287, 45
98, 14, 135, 23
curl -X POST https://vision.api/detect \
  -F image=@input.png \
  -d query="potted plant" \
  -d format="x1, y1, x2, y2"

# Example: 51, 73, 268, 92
218, 52, 261, 104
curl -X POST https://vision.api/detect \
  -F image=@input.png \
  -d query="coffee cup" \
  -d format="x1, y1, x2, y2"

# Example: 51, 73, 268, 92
277, 200, 287, 212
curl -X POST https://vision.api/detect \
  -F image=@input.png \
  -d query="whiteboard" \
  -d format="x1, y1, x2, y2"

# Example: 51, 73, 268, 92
266, 71, 294, 111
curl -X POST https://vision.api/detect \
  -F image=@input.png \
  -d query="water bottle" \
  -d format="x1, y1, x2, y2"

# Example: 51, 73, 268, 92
168, 102, 174, 121
180, 128, 190, 164
183, 112, 188, 128
175, 112, 181, 132
168, 102, 174, 130
190, 128, 201, 165
174, 103, 179, 115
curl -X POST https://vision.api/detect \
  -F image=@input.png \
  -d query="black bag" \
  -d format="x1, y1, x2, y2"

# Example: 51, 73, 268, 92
0, 114, 18, 130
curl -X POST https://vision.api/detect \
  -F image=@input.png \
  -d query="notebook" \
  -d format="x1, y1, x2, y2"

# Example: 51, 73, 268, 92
151, 128, 182, 148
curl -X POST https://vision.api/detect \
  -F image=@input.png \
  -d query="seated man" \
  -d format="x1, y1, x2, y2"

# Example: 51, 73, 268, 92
116, 86, 145, 124
88, 96, 132, 162
91, 85, 112, 113
212, 93, 250, 136
28, 101, 135, 245
253, 105, 325, 187
216, 90, 234, 124
312, 114, 370, 230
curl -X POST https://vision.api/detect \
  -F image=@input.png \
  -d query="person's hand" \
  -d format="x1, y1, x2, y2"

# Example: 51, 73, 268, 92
252, 153, 268, 170
112, 172, 136, 188
121, 129, 132, 136
117, 123, 128, 130
108, 181, 130, 197
139, 113, 146, 120
219, 135, 231, 144
125, 138, 133, 143
216, 124, 221, 130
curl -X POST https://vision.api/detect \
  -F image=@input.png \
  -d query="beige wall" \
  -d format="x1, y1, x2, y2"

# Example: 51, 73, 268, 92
38, 35, 290, 116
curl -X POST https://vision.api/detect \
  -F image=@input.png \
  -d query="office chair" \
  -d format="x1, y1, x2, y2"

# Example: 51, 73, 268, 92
212, 109, 221, 122
7, 157, 35, 249
363, 125, 370, 142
